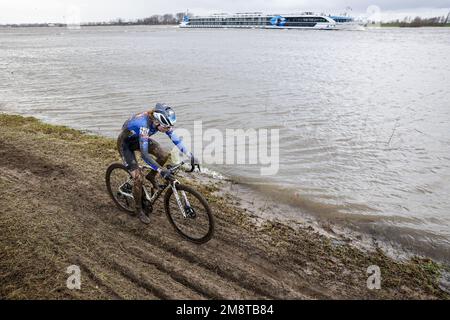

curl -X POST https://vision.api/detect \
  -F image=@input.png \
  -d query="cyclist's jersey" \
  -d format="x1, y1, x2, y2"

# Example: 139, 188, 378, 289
121, 112, 189, 170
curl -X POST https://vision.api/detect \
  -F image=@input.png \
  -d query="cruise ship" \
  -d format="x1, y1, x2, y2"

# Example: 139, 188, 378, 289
179, 12, 365, 30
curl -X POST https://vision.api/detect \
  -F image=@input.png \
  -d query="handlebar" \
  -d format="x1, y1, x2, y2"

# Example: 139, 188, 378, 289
140, 161, 200, 182
187, 162, 201, 173
141, 160, 200, 177
171, 157, 200, 173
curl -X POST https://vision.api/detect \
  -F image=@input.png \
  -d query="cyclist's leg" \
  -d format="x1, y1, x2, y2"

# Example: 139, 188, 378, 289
116, 132, 151, 224
145, 139, 169, 188
117, 132, 141, 213
117, 131, 139, 170
130, 168, 143, 211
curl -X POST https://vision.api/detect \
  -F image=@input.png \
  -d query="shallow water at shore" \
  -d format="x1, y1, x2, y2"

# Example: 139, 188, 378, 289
1, 26, 449, 261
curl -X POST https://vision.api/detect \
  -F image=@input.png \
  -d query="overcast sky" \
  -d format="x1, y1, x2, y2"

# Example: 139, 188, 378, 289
0, 0, 449, 24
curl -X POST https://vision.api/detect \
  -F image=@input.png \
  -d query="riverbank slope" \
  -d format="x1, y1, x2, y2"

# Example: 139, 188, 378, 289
0, 114, 448, 299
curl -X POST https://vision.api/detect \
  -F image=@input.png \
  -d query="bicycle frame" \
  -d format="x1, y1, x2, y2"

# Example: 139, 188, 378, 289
118, 162, 193, 219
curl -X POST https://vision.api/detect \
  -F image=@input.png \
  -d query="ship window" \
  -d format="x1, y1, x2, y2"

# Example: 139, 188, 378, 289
287, 17, 328, 23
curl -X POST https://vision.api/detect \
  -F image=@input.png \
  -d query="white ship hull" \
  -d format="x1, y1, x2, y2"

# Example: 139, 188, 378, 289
179, 12, 365, 30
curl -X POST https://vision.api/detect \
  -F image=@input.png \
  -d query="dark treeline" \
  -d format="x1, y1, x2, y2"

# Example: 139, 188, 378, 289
89, 12, 188, 26
1, 23, 67, 27
381, 15, 450, 27
0, 12, 192, 27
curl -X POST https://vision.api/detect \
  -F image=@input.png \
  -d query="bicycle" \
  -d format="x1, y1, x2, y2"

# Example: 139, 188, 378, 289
105, 160, 214, 244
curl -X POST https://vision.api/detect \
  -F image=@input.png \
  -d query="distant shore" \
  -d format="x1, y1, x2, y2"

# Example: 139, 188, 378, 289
1, 113, 449, 299
2, 24, 450, 30
0, 23, 178, 28
379, 24, 450, 28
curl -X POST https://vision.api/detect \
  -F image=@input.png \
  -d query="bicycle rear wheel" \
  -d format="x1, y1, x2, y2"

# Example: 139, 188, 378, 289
105, 163, 135, 214
164, 184, 214, 244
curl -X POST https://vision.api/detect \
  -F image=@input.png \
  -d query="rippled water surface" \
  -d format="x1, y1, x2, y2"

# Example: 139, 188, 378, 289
1, 26, 449, 261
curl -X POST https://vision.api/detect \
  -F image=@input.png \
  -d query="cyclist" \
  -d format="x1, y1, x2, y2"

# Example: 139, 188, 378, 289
117, 103, 198, 224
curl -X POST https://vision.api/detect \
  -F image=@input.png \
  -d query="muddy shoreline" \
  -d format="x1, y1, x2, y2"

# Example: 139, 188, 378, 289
0, 113, 449, 299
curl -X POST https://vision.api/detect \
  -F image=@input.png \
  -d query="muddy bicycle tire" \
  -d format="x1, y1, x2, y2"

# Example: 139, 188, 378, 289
164, 184, 214, 244
105, 163, 135, 214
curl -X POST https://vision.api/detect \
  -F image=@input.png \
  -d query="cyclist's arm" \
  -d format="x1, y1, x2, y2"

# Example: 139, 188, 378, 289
166, 130, 190, 155
139, 129, 161, 171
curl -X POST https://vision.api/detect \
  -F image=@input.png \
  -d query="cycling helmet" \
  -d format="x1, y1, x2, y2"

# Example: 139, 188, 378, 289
153, 103, 177, 127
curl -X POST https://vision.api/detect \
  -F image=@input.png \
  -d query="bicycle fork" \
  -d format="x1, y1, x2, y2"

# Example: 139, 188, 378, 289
171, 183, 192, 219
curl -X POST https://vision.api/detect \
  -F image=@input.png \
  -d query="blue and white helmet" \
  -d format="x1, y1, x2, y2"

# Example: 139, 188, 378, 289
153, 103, 177, 127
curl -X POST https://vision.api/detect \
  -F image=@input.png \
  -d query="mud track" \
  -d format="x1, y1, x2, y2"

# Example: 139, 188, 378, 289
0, 114, 448, 299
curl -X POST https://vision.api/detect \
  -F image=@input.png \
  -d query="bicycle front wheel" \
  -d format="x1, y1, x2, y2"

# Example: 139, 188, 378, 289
164, 184, 214, 244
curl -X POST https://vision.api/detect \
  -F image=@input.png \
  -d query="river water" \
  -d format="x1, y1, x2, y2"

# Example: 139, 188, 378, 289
1, 26, 449, 262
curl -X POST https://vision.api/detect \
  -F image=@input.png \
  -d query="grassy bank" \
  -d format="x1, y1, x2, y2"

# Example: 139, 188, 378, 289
0, 113, 448, 299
